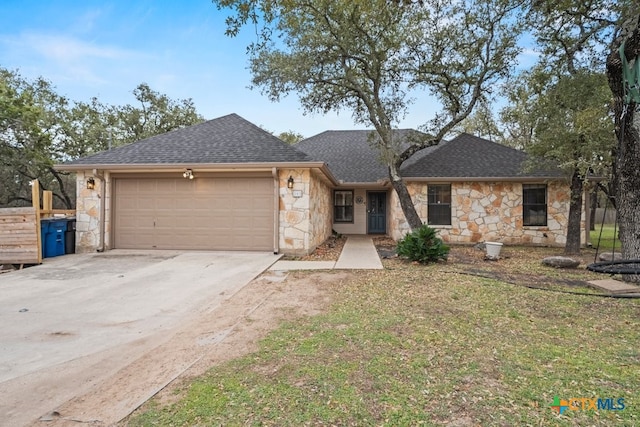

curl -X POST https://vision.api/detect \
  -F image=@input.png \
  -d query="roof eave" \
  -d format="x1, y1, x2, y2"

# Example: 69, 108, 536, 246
332, 178, 391, 188
54, 161, 340, 186
404, 176, 567, 182
55, 161, 325, 171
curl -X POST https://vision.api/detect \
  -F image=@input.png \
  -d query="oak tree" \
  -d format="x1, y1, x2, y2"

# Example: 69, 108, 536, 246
214, 0, 522, 230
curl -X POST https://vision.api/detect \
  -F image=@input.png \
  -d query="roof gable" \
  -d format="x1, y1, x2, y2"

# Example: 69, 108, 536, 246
400, 133, 563, 178
64, 113, 312, 166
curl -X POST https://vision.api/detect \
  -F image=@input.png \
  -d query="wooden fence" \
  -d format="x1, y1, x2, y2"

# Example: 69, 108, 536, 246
594, 208, 617, 225
0, 207, 40, 265
0, 180, 75, 266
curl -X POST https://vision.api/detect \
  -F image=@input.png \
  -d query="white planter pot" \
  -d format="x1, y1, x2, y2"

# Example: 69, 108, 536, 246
485, 242, 503, 259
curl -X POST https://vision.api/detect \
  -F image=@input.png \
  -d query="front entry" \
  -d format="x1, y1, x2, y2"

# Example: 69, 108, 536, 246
367, 192, 387, 234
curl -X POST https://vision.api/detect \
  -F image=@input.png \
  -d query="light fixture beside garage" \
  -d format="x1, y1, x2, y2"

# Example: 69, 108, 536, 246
182, 169, 194, 180
86, 177, 95, 190
287, 175, 294, 189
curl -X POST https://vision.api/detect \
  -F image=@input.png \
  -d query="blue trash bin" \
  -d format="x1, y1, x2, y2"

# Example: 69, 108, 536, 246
42, 219, 66, 258
40, 219, 49, 259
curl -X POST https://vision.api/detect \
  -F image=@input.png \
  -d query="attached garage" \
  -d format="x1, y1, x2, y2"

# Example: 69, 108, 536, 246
58, 114, 334, 254
113, 175, 274, 251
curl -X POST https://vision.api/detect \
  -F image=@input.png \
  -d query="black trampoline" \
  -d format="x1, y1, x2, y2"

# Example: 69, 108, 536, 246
586, 259, 640, 275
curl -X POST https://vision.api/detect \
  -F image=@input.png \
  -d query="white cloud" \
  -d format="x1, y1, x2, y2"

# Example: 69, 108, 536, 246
16, 32, 140, 62
0, 30, 156, 95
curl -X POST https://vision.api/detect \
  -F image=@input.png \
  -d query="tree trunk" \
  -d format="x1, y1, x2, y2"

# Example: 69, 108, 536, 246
613, 109, 640, 261
564, 169, 584, 255
607, 15, 640, 278
49, 167, 74, 209
388, 165, 423, 231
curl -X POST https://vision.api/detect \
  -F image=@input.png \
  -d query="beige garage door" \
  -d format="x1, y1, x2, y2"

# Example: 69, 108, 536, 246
114, 176, 274, 251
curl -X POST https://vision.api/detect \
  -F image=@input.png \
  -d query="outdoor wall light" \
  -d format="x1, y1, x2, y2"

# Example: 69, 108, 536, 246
86, 177, 95, 190
287, 175, 294, 189
183, 169, 194, 180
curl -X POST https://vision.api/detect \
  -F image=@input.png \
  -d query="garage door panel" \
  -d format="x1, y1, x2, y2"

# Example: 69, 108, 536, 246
155, 197, 177, 210
114, 177, 274, 250
136, 180, 158, 192
118, 230, 154, 248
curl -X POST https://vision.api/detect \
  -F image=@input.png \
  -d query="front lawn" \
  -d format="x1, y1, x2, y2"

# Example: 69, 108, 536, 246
126, 247, 639, 426
590, 225, 622, 251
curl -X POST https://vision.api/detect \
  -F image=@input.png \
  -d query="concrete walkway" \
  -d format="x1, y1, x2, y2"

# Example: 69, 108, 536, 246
270, 235, 383, 270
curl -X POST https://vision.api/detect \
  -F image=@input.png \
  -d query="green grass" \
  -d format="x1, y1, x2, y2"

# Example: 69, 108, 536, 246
126, 253, 639, 426
591, 225, 622, 251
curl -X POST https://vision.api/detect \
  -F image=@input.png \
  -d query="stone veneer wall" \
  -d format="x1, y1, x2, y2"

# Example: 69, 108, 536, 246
74, 170, 111, 253
74, 168, 329, 255
389, 180, 584, 247
308, 169, 333, 249
278, 168, 331, 255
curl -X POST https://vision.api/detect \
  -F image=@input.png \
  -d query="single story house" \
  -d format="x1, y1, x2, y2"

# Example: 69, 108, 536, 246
57, 113, 587, 255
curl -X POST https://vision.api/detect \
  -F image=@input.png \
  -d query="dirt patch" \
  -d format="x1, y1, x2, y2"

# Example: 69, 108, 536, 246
37, 270, 351, 426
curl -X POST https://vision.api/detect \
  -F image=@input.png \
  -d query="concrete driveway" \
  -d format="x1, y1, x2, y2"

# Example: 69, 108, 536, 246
0, 250, 279, 425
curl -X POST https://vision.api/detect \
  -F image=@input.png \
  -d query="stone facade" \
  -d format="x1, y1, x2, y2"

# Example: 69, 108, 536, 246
74, 171, 578, 254
278, 168, 332, 256
74, 171, 110, 253
74, 168, 332, 255
389, 180, 584, 247
308, 169, 334, 249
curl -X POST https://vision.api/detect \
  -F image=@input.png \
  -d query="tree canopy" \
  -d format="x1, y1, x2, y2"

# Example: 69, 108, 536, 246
277, 130, 304, 144
0, 69, 204, 209
215, 0, 522, 229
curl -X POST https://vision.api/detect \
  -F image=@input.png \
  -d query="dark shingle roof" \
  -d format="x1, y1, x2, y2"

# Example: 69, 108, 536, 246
64, 113, 312, 165
295, 129, 424, 183
296, 131, 563, 183
401, 133, 562, 178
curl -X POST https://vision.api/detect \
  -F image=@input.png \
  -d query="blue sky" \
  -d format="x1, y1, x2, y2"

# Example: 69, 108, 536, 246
0, 1, 536, 138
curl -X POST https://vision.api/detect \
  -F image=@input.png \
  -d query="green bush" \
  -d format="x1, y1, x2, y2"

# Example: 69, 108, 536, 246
396, 224, 449, 263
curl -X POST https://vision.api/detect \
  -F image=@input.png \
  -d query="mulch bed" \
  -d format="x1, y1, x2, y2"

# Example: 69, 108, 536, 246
389, 244, 610, 293
281, 234, 347, 261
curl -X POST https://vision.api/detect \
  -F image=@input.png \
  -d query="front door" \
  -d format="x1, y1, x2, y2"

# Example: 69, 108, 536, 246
367, 192, 387, 234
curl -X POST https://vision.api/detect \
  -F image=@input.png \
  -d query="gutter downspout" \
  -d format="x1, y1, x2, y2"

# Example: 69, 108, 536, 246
272, 167, 280, 254
93, 169, 106, 252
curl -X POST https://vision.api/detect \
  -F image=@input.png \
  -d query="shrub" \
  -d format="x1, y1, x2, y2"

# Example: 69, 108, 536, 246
396, 224, 449, 263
